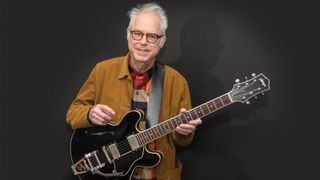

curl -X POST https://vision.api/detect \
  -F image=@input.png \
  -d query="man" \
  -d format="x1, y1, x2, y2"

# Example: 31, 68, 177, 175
67, 2, 202, 180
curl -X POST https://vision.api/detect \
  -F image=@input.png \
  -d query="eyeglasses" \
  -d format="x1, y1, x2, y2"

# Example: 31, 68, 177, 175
129, 30, 163, 43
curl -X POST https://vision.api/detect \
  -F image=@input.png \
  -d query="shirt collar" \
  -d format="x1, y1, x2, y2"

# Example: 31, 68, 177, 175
118, 53, 155, 79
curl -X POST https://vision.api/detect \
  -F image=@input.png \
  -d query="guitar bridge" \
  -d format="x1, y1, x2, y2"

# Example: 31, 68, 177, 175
85, 151, 106, 173
71, 150, 105, 175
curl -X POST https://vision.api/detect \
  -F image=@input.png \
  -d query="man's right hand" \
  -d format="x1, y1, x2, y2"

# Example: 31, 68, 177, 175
88, 104, 115, 126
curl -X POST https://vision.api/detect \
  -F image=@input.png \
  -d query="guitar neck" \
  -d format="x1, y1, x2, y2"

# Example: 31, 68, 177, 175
135, 93, 233, 146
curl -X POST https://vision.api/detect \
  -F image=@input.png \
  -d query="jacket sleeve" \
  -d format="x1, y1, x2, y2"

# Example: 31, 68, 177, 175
66, 65, 97, 129
171, 79, 195, 147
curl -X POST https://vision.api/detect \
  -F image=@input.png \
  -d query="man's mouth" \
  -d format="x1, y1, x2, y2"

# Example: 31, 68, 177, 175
136, 47, 150, 55
136, 47, 149, 52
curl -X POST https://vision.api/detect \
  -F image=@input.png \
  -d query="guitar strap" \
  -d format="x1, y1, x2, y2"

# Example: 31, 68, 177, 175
146, 61, 164, 128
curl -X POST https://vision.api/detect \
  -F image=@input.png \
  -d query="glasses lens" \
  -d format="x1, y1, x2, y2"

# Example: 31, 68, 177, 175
147, 34, 158, 43
132, 31, 142, 40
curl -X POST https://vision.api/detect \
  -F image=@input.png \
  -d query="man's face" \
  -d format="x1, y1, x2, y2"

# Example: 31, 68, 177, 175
128, 12, 165, 65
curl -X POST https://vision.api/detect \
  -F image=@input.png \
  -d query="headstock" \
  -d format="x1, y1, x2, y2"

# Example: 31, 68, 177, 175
229, 73, 270, 103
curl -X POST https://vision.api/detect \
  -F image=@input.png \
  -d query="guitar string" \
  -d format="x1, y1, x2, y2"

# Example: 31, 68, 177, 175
115, 115, 191, 152
114, 120, 176, 152
93, 99, 229, 163
82, 94, 239, 169
90, 151, 107, 167
84, 98, 241, 172
114, 100, 220, 151
101, 100, 222, 155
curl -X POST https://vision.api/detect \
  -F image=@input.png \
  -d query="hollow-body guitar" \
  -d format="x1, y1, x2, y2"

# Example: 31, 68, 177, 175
70, 73, 270, 180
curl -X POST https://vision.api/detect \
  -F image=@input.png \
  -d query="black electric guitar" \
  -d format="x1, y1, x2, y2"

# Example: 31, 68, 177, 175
70, 73, 270, 180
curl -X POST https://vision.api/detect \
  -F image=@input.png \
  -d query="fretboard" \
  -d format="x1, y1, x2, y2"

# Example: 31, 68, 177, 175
134, 93, 232, 146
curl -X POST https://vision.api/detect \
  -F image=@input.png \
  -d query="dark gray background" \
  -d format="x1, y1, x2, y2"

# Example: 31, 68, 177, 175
1, 0, 320, 179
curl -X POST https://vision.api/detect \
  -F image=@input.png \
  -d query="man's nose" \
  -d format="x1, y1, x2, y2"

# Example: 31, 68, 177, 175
139, 35, 148, 44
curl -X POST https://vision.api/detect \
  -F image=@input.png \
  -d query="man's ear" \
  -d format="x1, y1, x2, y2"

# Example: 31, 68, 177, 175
160, 36, 166, 48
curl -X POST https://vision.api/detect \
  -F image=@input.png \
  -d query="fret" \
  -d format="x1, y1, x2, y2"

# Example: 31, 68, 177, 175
169, 122, 174, 131
195, 107, 204, 117
136, 134, 143, 146
148, 129, 154, 140
168, 120, 175, 130
160, 124, 166, 135
164, 122, 170, 132
156, 126, 163, 136
177, 114, 186, 125
172, 118, 178, 127
152, 127, 160, 138
139, 132, 147, 144
141, 133, 148, 144
214, 98, 223, 108
150, 128, 156, 139
156, 127, 161, 136
221, 94, 231, 105
207, 101, 216, 112
198, 106, 205, 116
205, 103, 211, 114
143, 132, 149, 142
140, 133, 146, 145
200, 104, 210, 115
190, 109, 198, 119
183, 112, 192, 122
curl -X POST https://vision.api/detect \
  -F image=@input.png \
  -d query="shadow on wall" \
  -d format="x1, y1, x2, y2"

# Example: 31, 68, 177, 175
171, 14, 250, 180
170, 14, 229, 143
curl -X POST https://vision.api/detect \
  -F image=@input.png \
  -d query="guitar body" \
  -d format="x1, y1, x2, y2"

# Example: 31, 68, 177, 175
70, 110, 162, 180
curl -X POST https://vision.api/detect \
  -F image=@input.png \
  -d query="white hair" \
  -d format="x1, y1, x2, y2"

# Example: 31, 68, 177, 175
126, 2, 168, 39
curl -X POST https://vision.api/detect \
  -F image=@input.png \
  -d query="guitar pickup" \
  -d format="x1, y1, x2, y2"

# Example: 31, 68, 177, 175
127, 135, 140, 151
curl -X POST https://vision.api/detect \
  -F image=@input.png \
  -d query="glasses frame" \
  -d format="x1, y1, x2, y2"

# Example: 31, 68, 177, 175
129, 30, 163, 43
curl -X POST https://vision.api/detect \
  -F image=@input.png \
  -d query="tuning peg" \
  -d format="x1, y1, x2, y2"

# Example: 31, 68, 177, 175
245, 76, 248, 80
262, 93, 265, 96
252, 73, 256, 77
254, 96, 258, 99
235, 79, 240, 83
245, 101, 250, 104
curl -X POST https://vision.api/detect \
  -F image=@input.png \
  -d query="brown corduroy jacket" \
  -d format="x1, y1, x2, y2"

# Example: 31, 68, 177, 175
66, 54, 195, 180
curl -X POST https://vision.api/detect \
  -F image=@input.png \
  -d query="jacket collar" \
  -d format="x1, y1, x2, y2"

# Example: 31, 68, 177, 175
118, 53, 131, 79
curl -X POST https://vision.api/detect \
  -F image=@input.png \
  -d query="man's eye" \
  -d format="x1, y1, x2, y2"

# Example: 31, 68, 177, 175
134, 31, 142, 36
149, 34, 158, 40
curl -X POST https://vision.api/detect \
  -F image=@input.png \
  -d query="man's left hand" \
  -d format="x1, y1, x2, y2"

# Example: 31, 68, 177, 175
175, 108, 202, 135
